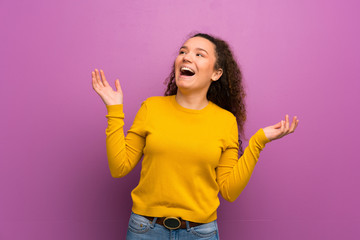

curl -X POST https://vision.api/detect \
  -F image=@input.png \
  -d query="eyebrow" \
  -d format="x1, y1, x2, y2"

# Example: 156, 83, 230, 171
180, 46, 209, 54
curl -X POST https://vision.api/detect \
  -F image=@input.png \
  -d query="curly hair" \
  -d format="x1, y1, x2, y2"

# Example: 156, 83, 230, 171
164, 33, 246, 154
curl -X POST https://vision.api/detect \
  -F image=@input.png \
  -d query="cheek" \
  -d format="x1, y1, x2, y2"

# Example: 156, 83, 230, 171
174, 56, 182, 66
199, 63, 215, 77
174, 58, 180, 73
200, 58, 214, 70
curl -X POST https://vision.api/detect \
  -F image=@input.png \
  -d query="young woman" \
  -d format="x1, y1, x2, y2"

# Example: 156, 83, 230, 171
92, 33, 299, 240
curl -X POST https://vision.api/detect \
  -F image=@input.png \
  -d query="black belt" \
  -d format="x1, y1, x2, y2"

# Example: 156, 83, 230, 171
144, 216, 203, 230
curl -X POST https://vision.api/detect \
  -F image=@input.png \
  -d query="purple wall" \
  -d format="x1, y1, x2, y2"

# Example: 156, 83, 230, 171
1, 0, 359, 239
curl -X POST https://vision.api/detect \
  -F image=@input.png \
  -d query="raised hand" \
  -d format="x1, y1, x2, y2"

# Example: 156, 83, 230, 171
263, 115, 299, 141
92, 69, 123, 105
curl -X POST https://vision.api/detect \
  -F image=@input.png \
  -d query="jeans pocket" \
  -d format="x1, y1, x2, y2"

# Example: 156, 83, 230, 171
190, 220, 218, 238
127, 212, 151, 234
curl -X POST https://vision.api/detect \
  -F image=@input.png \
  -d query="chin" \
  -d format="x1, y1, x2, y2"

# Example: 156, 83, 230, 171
176, 77, 193, 90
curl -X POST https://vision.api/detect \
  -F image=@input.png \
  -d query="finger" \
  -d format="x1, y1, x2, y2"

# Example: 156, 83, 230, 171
273, 121, 282, 129
280, 120, 285, 137
100, 69, 109, 87
115, 79, 122, 93
92, 71, 99, 90
95, 69, 104, 87
294, 118, 300, 130
289, 116, 297, 133
285, 114, 290, 132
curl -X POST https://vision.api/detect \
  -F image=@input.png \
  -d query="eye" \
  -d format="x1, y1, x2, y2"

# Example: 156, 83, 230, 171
179, 50, 186, 55
196, 53, 204, 57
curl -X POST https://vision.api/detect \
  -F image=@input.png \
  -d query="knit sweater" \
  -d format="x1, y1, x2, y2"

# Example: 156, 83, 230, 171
105, 95, 269, 223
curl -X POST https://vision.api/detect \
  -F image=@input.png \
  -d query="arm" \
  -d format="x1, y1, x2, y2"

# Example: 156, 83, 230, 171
92, 68, 146, 178
105, 103, 147, 178
216, 124, 270, 202
216, 115, 299, 202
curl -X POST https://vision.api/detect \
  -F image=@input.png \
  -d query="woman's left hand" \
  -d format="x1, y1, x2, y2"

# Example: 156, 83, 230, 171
263, 115, 299, 141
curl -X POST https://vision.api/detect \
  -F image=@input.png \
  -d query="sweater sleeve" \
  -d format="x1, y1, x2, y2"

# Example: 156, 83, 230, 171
216, 122, 270, 202
105, 102, 147, 178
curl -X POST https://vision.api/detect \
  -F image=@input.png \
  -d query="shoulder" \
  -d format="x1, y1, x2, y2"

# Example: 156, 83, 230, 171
139, 96, 173, 114
142, 95, 172, 106
210, 102, 237, 125
144, 95, 170, 103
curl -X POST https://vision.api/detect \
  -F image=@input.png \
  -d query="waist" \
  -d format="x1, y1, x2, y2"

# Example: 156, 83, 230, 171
131, 205, 219, 223
143, 215, 203, 230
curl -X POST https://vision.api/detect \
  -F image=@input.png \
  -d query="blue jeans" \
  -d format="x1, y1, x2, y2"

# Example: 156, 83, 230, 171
126, 212, 220, 240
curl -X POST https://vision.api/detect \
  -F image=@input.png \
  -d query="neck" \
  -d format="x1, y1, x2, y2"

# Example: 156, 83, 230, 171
175, 90, 209, 110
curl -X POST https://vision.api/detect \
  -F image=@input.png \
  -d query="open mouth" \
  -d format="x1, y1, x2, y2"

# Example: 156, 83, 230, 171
180, 67, 195, 77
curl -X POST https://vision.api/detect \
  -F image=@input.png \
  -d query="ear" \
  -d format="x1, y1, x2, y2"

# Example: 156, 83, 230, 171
211, 68, 223, 81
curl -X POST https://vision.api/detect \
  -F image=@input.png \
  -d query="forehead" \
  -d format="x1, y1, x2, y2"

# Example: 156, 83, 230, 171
181, 37, 216, 53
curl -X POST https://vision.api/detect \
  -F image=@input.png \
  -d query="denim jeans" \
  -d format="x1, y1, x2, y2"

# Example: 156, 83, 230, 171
126, 212, 220, 240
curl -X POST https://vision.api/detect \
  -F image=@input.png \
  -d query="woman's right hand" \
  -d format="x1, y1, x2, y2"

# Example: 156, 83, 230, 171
92, 69, 123, 105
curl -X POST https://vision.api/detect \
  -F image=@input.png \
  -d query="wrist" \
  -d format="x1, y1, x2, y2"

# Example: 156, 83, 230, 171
106, 104, 124, 115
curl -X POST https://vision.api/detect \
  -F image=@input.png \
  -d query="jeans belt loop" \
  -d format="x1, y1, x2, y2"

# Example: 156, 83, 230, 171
185, 220, 190, 231
150, 217, 157, 229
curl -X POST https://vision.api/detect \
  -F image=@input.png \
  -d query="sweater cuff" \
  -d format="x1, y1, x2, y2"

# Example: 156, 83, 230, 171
106, 104, 124, 117
254, 128, 270, 148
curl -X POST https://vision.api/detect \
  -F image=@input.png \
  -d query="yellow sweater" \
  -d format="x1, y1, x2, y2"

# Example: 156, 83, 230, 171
105, 95, 269, 223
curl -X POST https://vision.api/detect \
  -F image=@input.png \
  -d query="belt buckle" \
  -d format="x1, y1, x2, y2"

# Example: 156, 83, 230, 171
163, 217, 181, 230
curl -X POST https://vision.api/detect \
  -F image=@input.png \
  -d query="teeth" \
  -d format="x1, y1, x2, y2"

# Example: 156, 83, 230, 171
181, 67, 195, 73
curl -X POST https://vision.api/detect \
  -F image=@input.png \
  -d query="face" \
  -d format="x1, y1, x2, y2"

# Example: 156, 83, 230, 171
174, 37, 223, 94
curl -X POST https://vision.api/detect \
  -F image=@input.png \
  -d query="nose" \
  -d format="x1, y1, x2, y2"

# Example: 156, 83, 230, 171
182, 52, 193, 63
